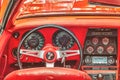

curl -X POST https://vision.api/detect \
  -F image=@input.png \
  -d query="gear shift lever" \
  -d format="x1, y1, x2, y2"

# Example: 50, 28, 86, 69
97, 74, 104, 80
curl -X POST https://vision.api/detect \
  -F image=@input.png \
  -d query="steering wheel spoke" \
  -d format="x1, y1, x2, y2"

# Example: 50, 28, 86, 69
46, 62, 55, 67
58, 50, 80, 64
20, 49, 44, 59
60, 50, 80, 57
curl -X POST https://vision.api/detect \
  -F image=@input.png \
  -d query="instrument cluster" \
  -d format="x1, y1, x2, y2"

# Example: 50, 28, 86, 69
10, 28, 77, 69
22, 30, 75, 50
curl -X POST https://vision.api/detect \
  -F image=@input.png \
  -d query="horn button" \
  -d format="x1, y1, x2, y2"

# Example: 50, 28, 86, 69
43, 44, 58, 63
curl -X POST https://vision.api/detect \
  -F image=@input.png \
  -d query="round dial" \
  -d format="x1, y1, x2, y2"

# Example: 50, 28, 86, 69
85, 56, 92, 64
86, 46, 94, 54
92, 37, 99, 45
97, 46, 104, 54
23, 32, 44, 50
107, 56, 115, 65
107, 46, 114, 54
102, 37, 109, 45
53, 30, 74, 50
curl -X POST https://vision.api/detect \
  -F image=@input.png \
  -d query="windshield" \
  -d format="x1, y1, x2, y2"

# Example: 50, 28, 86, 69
18, 0, 120, 18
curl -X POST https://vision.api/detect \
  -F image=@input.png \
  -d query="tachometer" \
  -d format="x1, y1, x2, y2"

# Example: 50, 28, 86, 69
53, 30, 74, 50
23, 32, 44, 50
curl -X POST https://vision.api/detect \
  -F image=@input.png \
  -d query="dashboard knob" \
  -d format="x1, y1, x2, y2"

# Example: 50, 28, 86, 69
107, 56, 115, 65
85, 56, 92, 64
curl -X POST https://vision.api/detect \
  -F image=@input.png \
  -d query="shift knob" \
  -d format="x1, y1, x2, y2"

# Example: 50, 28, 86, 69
97, 74, 104, 80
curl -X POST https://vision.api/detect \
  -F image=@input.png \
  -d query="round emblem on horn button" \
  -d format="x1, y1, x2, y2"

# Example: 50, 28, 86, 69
46, 52, 55, 60
44, 51, 57, 63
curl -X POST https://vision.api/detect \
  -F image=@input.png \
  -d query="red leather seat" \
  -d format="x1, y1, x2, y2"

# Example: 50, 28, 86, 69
4, 67, 91, 80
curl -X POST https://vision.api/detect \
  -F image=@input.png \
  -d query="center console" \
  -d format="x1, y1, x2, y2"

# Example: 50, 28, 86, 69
83, 28, 118, 80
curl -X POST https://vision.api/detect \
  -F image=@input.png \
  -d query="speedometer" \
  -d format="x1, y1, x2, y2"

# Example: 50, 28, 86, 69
23, 32, 44, 50
53, 30, 74, 50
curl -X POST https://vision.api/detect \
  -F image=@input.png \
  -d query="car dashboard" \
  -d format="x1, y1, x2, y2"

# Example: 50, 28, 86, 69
1, 16, 120, 80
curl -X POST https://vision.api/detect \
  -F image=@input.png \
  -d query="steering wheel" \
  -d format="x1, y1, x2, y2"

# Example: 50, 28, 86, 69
17, 24, 83, 69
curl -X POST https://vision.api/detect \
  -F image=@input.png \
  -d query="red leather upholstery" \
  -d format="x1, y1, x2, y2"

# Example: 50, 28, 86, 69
4, 67, 91, 80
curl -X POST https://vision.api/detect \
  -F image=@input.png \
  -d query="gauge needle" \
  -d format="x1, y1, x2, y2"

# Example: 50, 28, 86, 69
61, 35, 70, 47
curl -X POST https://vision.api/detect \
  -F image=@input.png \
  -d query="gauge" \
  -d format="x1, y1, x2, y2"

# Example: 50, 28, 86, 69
106, 46, 114, 54
97, 46, 104, 54
12, 48, 22, 58
86, 46, 94, 54
23, 32, 44, 50
53, 30, 74, 50
102, 37, 109, 45
92, 37, 99, 45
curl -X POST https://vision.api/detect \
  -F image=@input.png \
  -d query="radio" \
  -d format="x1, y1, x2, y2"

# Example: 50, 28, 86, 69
84, 56, 116, 66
